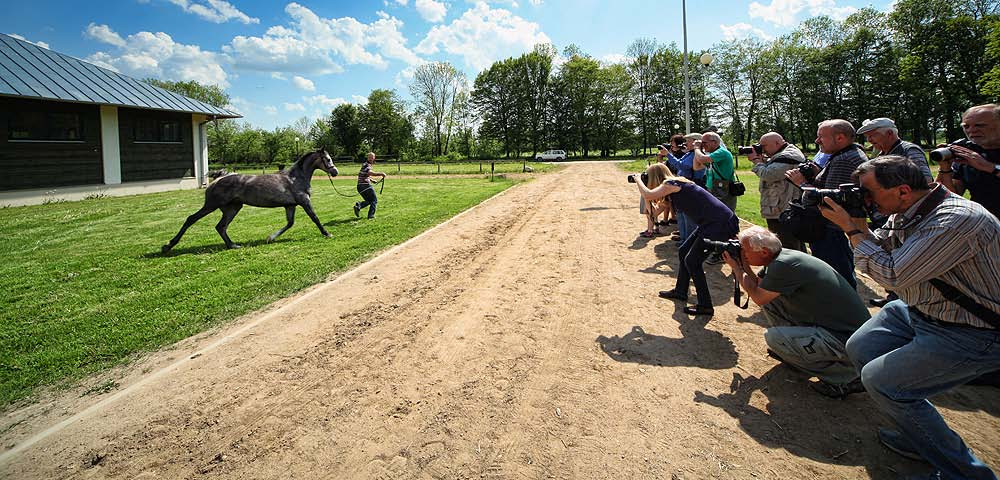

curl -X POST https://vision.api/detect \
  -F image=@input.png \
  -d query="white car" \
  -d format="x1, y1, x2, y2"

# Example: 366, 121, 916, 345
535, 149, 566, 161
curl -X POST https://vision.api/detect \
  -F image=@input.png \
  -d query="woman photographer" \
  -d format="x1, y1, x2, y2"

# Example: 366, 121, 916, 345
640, 158, 672, 238
631, 163, 739, 316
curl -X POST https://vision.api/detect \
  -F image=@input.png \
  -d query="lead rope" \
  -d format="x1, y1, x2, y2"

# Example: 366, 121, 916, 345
326, 172, 384, 198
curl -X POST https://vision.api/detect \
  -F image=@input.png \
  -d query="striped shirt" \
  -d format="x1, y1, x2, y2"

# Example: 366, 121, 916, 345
885, 140, 932, 183
815, 144, 867, 189
854, 184, 1000, 329
357, 162, 373, 185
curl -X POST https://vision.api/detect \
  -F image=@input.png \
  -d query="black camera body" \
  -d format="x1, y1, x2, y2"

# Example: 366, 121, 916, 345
702, 239, 742, 258
797, 161, 819, 183
738, 144, 763, 155
929, 138, 983, 162
627, 172, 650, 184
800, 183, 867, 217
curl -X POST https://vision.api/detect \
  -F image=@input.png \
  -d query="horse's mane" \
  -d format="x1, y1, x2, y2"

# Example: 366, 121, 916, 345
286, 149, 324, 174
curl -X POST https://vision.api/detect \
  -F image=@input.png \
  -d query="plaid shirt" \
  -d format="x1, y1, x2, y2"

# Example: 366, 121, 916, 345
357, 162, 373, 185
854, 185, 1000, 329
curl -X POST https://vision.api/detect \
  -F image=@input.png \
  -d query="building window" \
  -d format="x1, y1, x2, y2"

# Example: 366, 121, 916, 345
134, 118, 182, 143
8, 111, 82, 141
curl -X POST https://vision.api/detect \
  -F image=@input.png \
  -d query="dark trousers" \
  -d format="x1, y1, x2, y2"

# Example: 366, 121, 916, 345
809, 227, 857, 289
766, 218, 804, 252
357, 184, 377, 218
675, 228, 712, 308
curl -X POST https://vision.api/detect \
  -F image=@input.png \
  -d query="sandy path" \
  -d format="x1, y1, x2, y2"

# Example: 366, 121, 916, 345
2, 162, 998, 479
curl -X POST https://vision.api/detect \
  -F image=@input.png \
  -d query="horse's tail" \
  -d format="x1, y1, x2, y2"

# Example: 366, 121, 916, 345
207, 169, 231, 181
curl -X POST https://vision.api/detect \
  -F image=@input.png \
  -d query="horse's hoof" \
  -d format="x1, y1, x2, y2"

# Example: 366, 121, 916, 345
324, 233, 332, 238
228, 244, 242, 249
161, 244, 172, 253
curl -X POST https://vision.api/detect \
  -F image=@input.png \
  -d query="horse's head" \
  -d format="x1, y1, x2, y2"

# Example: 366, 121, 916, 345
314, 148, 338, 177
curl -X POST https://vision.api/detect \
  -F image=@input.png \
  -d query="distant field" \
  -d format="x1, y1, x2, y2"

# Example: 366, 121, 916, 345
212, 160, 559, 176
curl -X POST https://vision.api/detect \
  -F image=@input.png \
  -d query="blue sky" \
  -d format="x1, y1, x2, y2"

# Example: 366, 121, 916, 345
3, 0, 893, 130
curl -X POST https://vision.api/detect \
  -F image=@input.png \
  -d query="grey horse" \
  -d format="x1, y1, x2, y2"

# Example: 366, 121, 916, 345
162, 148, 339, 252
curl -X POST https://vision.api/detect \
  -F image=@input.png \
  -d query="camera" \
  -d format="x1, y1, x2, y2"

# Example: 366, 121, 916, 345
738, 144, 763, 155
929, 138, 983, 162
627, 172, 650, 184
702, 239, 742, 258
797, 161, 819, 183
800, 183, 868, 217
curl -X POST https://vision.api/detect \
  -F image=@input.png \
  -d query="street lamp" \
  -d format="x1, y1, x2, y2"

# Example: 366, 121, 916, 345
682, 0, 690, 133
295, 137, 300, 157
699, 53, 713, 129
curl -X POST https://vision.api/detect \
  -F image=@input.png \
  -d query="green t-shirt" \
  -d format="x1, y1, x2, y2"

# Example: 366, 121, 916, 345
705, 148, 735, 188
759, 249, 870, 343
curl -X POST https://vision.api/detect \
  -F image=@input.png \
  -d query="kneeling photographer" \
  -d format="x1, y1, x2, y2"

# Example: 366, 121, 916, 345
631, 164, 738, 317
720, 226, 870, 398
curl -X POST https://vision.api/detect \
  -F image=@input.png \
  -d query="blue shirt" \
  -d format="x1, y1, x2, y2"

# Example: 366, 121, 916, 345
667, 151, 706, 182
667, 180, 738, 240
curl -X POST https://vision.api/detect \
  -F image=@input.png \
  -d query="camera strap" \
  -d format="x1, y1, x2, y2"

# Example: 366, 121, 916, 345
733, 276, 749, 309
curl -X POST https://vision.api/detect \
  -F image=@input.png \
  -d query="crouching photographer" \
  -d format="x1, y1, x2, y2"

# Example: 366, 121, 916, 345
820, 156, 1000, 478
721, 226, 870, 398
632, 164, 738, 317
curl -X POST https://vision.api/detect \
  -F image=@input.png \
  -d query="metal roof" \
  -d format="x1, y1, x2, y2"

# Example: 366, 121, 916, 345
0, 33, 241, 119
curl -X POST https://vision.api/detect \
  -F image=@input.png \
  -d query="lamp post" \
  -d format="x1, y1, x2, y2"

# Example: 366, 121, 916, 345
699, 53, 713, 130
295, 137, 300, 158
682, 0, 690, 133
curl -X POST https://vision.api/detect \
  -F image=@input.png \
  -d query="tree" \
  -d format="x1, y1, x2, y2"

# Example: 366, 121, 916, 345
359, 89, 412, 157
626, 38, 660, 154
409, 62, 466, 156
145, 79, 231, 108
330, 104, 363, 158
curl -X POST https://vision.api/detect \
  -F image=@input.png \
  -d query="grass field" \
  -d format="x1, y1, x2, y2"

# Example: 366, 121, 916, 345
0, 176, 519, 408
216, 160, 559, 177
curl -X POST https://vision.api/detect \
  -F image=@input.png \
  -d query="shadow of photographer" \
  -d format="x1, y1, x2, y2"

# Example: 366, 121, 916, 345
596, 321, 738, 370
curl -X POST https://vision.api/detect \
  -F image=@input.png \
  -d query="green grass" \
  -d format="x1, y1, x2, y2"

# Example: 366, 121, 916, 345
0, 176, 519, 408
218, 160, 559, 176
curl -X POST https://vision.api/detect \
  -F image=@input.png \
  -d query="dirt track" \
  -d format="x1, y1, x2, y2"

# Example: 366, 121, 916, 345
2, 162, 998, 479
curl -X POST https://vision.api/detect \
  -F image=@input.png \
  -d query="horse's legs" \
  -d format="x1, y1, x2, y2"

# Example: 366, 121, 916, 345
162, 205, 217, 253
268, 206, 296, 242
216, 202, 244, 249
300, 201, 331, 238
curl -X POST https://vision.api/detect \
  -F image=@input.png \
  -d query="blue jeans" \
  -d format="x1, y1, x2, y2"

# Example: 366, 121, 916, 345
809, 227, 856, 289
357, 184, 377, 218
846, 301, 1000, 480
678, 212, 693, 242
673, 228, 712, 307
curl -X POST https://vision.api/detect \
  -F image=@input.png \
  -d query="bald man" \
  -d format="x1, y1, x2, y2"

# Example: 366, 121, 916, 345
747, 132, 806, 251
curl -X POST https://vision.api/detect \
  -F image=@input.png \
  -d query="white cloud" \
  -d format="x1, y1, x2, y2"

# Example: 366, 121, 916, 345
224, 3, 422, 75
528, 0, 542, 5
416, 0, 448, 22
600, 53, 625, 65
395, 0, 408, 5
415, 2, 551, 70
305, 94, 347, 109
166, 0, 260, 24
719, 23, 773, 41
271, 72, 287, 80
470, 0, 521, 8
284, 102, 305, 111
264, 105, 278, 115
84, 29, 229, 87
9, 33, 50, 49
352, 94, 369, 104
85, 23, 126, 47
291, 75, 316, 91
748, 0, 857, 27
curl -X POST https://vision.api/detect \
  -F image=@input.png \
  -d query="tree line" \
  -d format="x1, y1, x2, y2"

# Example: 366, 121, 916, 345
155, 0, 998, 164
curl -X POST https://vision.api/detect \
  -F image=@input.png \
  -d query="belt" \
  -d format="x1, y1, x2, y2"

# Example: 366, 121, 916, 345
908, 306, 998, 332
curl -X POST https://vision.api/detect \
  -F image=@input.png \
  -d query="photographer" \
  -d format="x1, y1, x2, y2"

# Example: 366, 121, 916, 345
695, 132, 737, 212
746, 132, 806, 251
722, 226, 869, 398
785, 119, 868, 289
820, 156, 1000, 479
638, 161, 672, 238
664, 133, 705, 243
937, 104, 1000, 218
632, 164, 738, 317
856, 117, 933, 183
